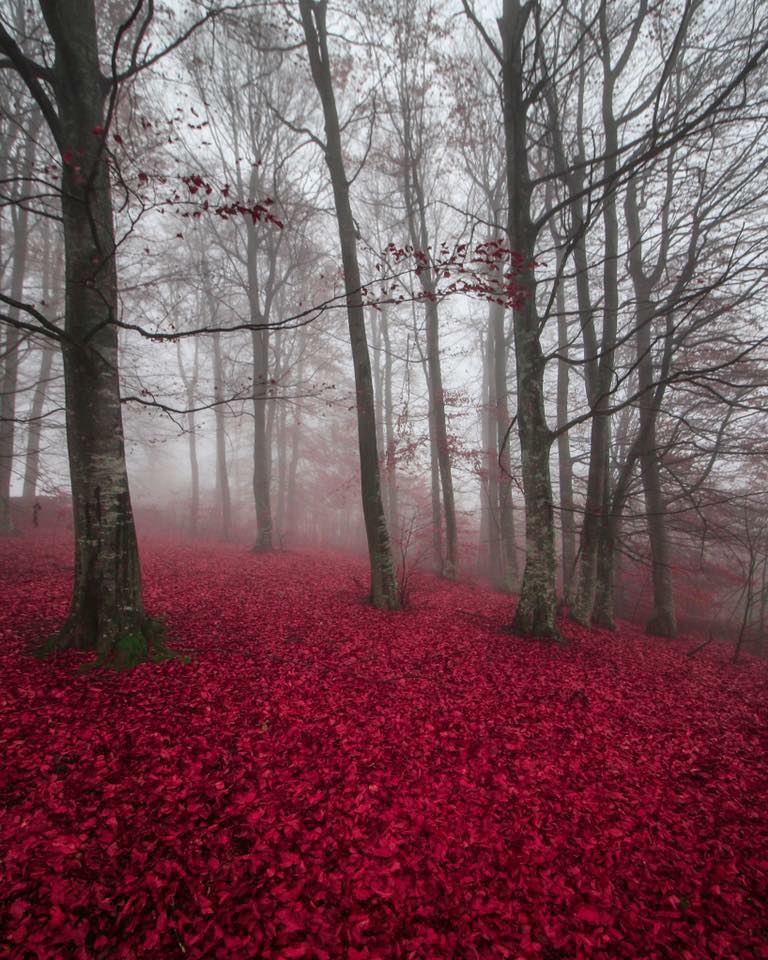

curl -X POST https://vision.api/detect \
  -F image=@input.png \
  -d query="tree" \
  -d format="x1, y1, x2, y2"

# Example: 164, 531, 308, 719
0, 0, 222, 661
298, 0, 399, 609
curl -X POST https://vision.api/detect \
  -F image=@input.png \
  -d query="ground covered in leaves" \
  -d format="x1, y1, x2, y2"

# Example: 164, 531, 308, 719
1, 537, 767, 959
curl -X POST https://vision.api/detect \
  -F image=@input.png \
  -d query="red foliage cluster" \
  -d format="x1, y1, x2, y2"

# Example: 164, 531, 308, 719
1, 538, 766, 959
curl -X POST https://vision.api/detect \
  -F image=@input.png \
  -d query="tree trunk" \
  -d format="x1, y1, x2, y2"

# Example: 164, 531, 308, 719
0, 203, 30, 533
484, 311, 504, 587
625, 175, 677, 637
555, 266, 576, 601
571, 54, 620, 627
637, 308, 676, 636
380, 307, 399, 544
399, 128, 458, 578
500, 0, 559, 638
477, 330, 491, 576
22, 342, 55, 504
18, 0, 163, 661
300, 0, 398, 609
492, 300, 518, 590
247, 223, 273, 551
22, 226, 59, 506
211, 330, 232, 541
176, 339, 199, 538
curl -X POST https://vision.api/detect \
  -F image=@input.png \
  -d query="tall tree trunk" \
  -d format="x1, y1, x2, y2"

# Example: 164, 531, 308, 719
0, 202, 30, 533
275, 388, 288, 546
555, 268, 576, 601
399, 128, 458, 578
23, 0, 159, 658
211, 330, 232, 541
300, 0, 398, 608
636, 300, 676, 636
22, 341, 55, 505
380, 307, 399, 544
176, 339, 199, 537
22, 226, 59, 506
571, 42, 620, 627
286, 397, 301, 543
478, 330, 491, 576
625, 175, 677, 637
247, 224, 273, 551
492, 299, 518, 590
424, 296, 458, 578
484, 310, 504, 587
421, 349, 444, 574
500, 0, 559, 638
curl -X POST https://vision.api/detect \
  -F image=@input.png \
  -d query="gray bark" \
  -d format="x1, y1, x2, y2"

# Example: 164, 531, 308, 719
21, 0, 152, 654
211, 329, 232, 541
499, 0, 559, 637
299, 0, 398, 608
0, 199, 30, 533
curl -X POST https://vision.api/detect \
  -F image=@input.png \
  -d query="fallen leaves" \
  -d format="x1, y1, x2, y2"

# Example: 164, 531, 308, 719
0, 536, 766, 959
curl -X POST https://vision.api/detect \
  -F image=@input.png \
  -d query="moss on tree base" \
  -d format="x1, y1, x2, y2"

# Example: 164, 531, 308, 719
33, 616, 189, 671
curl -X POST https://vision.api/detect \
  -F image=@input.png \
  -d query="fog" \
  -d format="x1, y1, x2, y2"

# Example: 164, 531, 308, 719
2, 0, 768, 646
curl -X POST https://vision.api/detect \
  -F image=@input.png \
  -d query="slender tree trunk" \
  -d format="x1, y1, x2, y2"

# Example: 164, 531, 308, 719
380, 307, 399, 544
555, 269, 576, 601
500, 0, 559, 638
176, 339, 200, 538
22, 342, 55, 504
637, 305, 676, 636
371, 308, 385, 472
211, 330, 232, 541
478, 330, 491, 575
484, 309, 503, 587
250, 328, 273, 550
423, 352, 444, 574
0, 204, 30, 533
625, 174, 677, 637
572, 54, 620, 627
275, 394, 288, 546
247, 224, 273, 551
492, 299, 518, 590
399, 132, 458, 578
22, 228, 59, 506
300, 0, 398, 608
424, 296, 458, 578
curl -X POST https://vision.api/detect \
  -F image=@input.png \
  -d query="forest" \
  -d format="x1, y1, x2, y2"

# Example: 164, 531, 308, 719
0, 0, 766, 957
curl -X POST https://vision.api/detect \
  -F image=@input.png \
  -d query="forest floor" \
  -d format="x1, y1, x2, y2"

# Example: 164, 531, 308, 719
1, 537, 767, 960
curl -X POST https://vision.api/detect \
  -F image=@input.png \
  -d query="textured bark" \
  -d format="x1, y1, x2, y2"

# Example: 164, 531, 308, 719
500, 0, 559, 638
8, 0, 162, 657
300, 0, 398, 609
